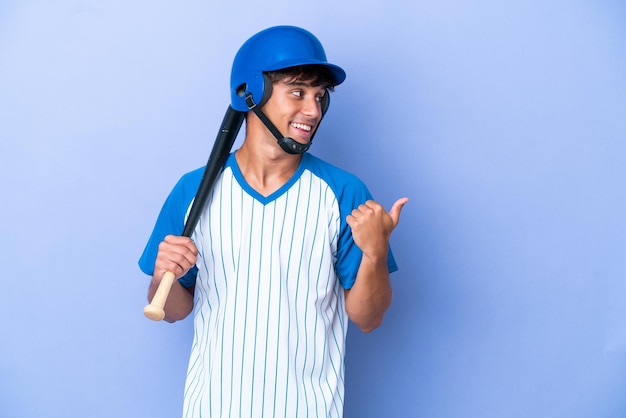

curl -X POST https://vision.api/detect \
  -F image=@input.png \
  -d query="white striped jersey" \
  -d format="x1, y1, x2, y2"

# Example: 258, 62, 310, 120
139, 152, 398, 418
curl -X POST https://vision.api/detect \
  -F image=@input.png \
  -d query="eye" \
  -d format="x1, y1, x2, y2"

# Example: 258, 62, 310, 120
291, 90, 303, 97
316, 89, 328, 102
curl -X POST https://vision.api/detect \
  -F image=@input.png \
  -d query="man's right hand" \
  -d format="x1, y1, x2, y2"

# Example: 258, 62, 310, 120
153, 235, 198, 282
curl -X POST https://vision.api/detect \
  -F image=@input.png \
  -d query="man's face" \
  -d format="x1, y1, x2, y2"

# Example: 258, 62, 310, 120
261, 78, 327, 146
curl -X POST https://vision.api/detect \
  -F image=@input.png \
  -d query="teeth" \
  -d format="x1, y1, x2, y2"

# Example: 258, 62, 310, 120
291, 122, 312, 132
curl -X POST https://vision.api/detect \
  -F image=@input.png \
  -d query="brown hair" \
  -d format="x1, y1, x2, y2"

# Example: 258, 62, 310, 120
264, 65, 337, 91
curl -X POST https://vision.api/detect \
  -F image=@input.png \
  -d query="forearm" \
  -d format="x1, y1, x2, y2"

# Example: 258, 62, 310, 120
148, 277, 194, 323
344, 253, 392, 333
343, 197, 407, 332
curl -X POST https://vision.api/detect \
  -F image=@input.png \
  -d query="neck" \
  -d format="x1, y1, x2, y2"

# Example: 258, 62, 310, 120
235, 137, 302, 197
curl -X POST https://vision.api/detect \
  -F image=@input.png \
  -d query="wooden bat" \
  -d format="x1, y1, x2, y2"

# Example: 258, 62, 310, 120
144, 106, 245, 321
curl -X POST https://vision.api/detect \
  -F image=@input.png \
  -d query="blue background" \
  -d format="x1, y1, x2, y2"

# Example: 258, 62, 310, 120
1, 1, 625, 417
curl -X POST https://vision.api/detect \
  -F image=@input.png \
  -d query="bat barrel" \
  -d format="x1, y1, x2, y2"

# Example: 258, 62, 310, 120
182, 106, 244, 237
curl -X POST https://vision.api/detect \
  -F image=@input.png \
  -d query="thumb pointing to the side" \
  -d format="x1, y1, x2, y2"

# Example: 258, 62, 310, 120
388, 197, 409, 227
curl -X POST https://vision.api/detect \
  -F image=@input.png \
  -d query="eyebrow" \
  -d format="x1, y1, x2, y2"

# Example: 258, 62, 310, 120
284, 80, 312, 86
282, 80, 328, 91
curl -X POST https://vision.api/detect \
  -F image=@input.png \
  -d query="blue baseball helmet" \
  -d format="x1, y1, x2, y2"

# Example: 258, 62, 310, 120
230, 25, 347, 112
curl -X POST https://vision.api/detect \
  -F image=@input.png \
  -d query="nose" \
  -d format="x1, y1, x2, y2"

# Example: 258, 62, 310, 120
301, 95, 322, 119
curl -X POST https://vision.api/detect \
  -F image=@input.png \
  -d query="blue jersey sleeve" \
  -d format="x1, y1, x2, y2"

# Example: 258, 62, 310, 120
334, 177, 399, 289
138, 168, 204, 288
304, 154, 399, 289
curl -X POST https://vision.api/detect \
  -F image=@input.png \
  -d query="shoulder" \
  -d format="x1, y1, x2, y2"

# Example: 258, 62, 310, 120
156, 166, 206, 222
138, 166, 205, 277
302, 153, 371, 201
302, 153, 367, 189
172, 166, 205, 197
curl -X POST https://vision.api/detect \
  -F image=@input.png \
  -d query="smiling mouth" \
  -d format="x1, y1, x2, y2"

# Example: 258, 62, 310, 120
291, 122, 313, 132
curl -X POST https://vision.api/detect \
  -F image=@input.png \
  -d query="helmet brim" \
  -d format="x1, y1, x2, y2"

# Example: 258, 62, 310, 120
263, 59, 346, 86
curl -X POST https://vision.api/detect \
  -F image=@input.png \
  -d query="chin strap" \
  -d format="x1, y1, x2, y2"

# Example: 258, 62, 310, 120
245, 93, 311, 155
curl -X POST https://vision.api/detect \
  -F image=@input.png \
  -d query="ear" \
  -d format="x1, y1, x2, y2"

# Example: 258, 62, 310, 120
235, 74, 273, 111
259, 74, 273, 107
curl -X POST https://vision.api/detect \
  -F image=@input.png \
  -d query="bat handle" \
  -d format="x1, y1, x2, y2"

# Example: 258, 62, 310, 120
143, 270, 176, 321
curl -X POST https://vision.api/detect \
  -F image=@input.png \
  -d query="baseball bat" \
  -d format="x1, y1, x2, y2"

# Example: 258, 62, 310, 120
144, 105, 245, 321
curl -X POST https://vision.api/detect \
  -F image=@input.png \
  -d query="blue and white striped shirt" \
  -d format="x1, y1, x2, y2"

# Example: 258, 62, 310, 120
139, 152, 397, 418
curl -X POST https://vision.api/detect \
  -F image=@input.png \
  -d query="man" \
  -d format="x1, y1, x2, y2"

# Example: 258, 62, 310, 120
139, 25, 408, 418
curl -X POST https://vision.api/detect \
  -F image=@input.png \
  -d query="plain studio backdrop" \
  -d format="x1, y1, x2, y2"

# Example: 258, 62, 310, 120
1, 1, 625, 417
